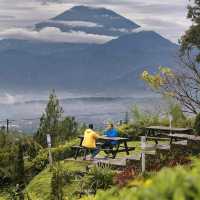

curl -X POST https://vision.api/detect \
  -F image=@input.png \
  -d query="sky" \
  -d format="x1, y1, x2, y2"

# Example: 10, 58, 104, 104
0, 0, 191, 43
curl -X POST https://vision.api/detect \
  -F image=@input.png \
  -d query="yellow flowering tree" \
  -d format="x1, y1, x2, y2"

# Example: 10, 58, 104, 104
141, 65, 200, 114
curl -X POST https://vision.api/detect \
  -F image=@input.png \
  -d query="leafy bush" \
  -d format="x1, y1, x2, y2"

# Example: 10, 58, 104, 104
31, 139, 78, 172
117, 123, 141, 138
81, 166, 115, 194
25, 161, 89, 200
132, 106, 160, 128
114, 167, 136, 187
51, 163, 65, 200
194, 113, 200, 135
120, 104, 194, 138
83, 159, 200, 200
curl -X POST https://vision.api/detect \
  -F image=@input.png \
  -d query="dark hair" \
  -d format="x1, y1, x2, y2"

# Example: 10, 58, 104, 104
89, 124, 93, 129
108, 123, 113, 128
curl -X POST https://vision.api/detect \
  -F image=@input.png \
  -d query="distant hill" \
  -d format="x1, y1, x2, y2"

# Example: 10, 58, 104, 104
0, 6, 178, 93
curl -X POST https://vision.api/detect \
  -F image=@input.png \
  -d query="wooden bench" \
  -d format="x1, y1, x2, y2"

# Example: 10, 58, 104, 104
71, 145, 135, 160
146, 136, 170, 144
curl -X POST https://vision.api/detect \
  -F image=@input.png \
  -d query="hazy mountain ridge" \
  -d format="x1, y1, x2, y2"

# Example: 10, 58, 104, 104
0, 6, 178, 93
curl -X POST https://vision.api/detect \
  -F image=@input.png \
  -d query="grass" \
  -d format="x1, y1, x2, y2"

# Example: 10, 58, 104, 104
0, 193, 9, 200
96, 140, 159, 159
26, 167, 52, 200
0, 187, 15, 200
25, 160, 89, 200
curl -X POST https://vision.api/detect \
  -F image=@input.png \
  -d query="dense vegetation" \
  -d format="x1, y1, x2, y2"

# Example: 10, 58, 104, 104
0, 96, 198, 200
83, 159, 200, 200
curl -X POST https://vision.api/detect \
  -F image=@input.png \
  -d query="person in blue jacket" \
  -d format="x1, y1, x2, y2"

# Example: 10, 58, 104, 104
103, 123, 119, 155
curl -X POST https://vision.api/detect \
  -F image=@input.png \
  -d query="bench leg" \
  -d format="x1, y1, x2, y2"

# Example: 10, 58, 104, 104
124, 141, 130, 155
83, 148, 88, 160
170, 137, 173, 144
112, 144, 120, 159
74, 148, 80, 160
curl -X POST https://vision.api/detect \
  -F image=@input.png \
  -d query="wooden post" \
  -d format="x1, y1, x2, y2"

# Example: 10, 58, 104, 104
6, 119, 9, 133
47, 134, 53, 167
141, 136, 146, 173
169, 114, 173, 135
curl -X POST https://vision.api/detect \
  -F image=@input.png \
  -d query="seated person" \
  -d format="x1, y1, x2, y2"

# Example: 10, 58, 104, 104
103, 123, 119, 154
82, 124, 100, 160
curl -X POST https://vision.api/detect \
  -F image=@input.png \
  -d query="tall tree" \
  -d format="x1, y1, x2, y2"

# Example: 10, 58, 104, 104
14, 141, 25, 200
35, 90, 64, 147
142, 1, 200, 114
180, 0, 200, 62
35, 90, 79, 147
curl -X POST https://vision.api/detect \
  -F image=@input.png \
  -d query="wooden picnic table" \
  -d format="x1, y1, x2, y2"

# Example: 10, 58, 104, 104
73, 135, 134, 159
145, 132, 200, 145
145, 126, 192, 137
169, 133, 200, 143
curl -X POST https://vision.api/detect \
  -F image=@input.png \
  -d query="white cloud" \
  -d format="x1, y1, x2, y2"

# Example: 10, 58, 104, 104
0, 93, 18, 104
47, 20, 103, 27
0, 27, 116, 44
0, 0, 192, 42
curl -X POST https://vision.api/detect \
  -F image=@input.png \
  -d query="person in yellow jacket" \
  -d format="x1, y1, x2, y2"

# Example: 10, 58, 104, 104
82, 124, 100, 159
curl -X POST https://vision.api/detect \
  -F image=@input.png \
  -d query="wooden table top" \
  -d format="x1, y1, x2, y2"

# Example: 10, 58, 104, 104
169, 133, 200, 141
146, 126, 192, 132
78, 135, 129, 141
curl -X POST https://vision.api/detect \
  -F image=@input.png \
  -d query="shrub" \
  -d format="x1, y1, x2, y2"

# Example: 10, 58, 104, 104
51, 163, 65, 200
117, 123, 141, 138
81, 166, 115, 194
132, 106, 160, 128
31, 139, 78, 173
84, 160, 200, 200
114, 167, 136, 187
194, 113, 200, 135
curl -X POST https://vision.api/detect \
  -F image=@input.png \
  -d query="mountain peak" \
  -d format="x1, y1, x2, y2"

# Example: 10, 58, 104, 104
70, 5, 109, 12
54, 5, 123, 19
51, 5, 140, 30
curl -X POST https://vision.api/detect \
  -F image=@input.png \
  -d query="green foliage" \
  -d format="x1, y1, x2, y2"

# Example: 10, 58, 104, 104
132, 106, 160, 127
35, 90, 79, 147
15, 142, 25, 187
31, 139, 78, 172
83, 160, 200, 200
25, 161, 89, 200
0, 146, 17, 185
118, 104, 193, 138
194, 113, 200, 135
51, 163, 64, 200
180, 0, 200, 62
81, 166, 115, 194
168, 103, 193, 128
35, 90, 64, 147
25, 167, 53, 200
117, 123, 139, 138
0, 131, 6, 148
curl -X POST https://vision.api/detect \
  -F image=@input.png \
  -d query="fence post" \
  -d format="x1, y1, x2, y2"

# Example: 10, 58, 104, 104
141, 136, 146, 173
47, 134, 53, 168
6, 119, 9, 133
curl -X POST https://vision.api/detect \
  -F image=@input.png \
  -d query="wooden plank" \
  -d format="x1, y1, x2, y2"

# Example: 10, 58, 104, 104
94, 158, 127, 167
117, 147, 135, 153
146, 126, 192, 133
172, 140, 187, 145
169, 134, 200, 141
146, 136, 170, 141
78, 135, 129, 141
